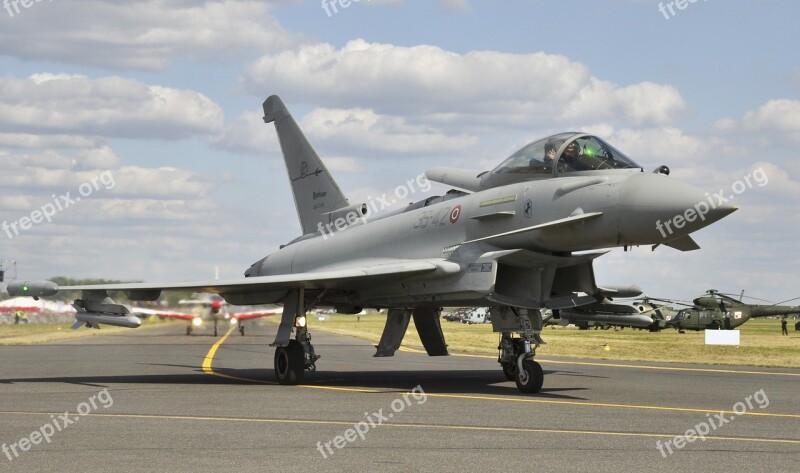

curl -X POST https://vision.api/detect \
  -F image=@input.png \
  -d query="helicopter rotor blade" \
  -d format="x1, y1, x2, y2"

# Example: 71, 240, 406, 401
716, 291, 775, 304
644, 296, 694, 308
767, 296, 800, 307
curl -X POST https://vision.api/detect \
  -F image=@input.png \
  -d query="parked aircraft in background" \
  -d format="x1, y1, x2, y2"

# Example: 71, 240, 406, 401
664, 290, 800, 331
160, 294, 281, 336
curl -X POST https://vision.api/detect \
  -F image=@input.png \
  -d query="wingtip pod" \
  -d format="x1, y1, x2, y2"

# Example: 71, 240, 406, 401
263, 95, 290, 124
6, 280, 58, 298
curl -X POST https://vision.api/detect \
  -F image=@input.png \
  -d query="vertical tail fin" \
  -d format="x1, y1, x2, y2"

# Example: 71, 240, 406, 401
263, 95, 349, 235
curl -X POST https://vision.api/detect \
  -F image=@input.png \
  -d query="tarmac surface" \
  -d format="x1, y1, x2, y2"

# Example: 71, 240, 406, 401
0, 321, 798, 472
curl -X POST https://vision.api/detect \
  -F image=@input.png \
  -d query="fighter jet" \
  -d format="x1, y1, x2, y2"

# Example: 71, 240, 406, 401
7, 95, 737, 393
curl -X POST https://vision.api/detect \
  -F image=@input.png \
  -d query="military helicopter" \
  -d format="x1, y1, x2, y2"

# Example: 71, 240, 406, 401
663, 290, 800, 331
554, 290, 799, 332
630, 298, 681, 331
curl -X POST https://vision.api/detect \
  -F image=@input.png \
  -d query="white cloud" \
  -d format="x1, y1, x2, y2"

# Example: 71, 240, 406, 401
74, 146, 122, 171
0, 0, 300, 71
0, 74, 224, 140
212, 110, 279, 155
604, 127, 715, 168
243, 39, 686, 128
300, 107, 478, 154
0, 132, 99, 149
0, 148, 210, 200
214, 107, 478, 157
741, 99, 800, 144
714, 99, 800, 146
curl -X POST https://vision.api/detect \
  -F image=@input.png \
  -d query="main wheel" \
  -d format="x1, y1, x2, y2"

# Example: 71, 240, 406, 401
274, 340, 305, 385
501, 363, 516, 381
186, 326, 192, 336
515, 359, 543, 393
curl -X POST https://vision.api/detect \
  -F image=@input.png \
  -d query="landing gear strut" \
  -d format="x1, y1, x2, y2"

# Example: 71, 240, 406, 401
271, 288, 320, 385
497, 307, 545, 393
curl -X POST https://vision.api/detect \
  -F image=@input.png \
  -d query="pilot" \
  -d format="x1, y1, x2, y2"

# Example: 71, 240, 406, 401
562, 141, 579, 160
560, 141, 589, 170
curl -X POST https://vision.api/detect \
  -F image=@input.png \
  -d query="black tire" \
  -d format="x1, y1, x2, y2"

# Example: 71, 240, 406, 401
515, 360, 543, 393
239, 325, 245, 336
501, 363, 516, 381
274, 340, 305, 385
186, 326, 192, 336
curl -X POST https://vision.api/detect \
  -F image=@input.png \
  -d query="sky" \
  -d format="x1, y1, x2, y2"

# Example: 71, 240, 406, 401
0, 0, 798, 305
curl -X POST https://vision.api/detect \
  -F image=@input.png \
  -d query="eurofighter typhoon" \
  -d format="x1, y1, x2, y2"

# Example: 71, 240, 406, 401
8, 96, 737, 393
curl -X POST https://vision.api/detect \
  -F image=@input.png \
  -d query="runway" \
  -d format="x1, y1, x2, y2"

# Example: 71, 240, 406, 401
0, 321, 798, 472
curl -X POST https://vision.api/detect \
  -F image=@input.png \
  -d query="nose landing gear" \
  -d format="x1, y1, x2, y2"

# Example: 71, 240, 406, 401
497, 307, 545, 393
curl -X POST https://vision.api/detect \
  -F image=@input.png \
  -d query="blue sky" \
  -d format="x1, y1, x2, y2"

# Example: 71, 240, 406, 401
0, 0, 798, 304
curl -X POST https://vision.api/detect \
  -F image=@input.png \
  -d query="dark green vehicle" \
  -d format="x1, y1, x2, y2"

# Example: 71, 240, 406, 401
668, 290, 800, 331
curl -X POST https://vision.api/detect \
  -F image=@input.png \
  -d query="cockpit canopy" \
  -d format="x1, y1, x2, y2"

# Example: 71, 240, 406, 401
483, 133, 641, 188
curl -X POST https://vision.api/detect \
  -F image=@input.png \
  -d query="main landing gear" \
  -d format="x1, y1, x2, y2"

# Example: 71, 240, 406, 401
273, 327, 319, 385
496, 307, 545, 393
271, 289, 320, 385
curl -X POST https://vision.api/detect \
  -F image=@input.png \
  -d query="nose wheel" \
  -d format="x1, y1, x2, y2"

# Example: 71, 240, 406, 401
515, 358, 544, 393
497, 307, 545, 393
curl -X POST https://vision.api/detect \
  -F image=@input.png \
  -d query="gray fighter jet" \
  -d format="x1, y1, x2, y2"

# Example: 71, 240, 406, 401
8, 95, 737, 393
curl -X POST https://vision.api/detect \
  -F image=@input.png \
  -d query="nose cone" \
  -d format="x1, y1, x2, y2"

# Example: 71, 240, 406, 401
618, 172, 737, 245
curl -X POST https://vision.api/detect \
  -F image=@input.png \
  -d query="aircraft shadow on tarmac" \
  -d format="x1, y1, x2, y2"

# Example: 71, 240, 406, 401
0, 367, 594, 400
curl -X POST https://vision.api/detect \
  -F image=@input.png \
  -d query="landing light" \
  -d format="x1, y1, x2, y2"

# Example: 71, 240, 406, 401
295, 316, 306, 328
230, 318, 238, 326
192, 317, 203, 327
